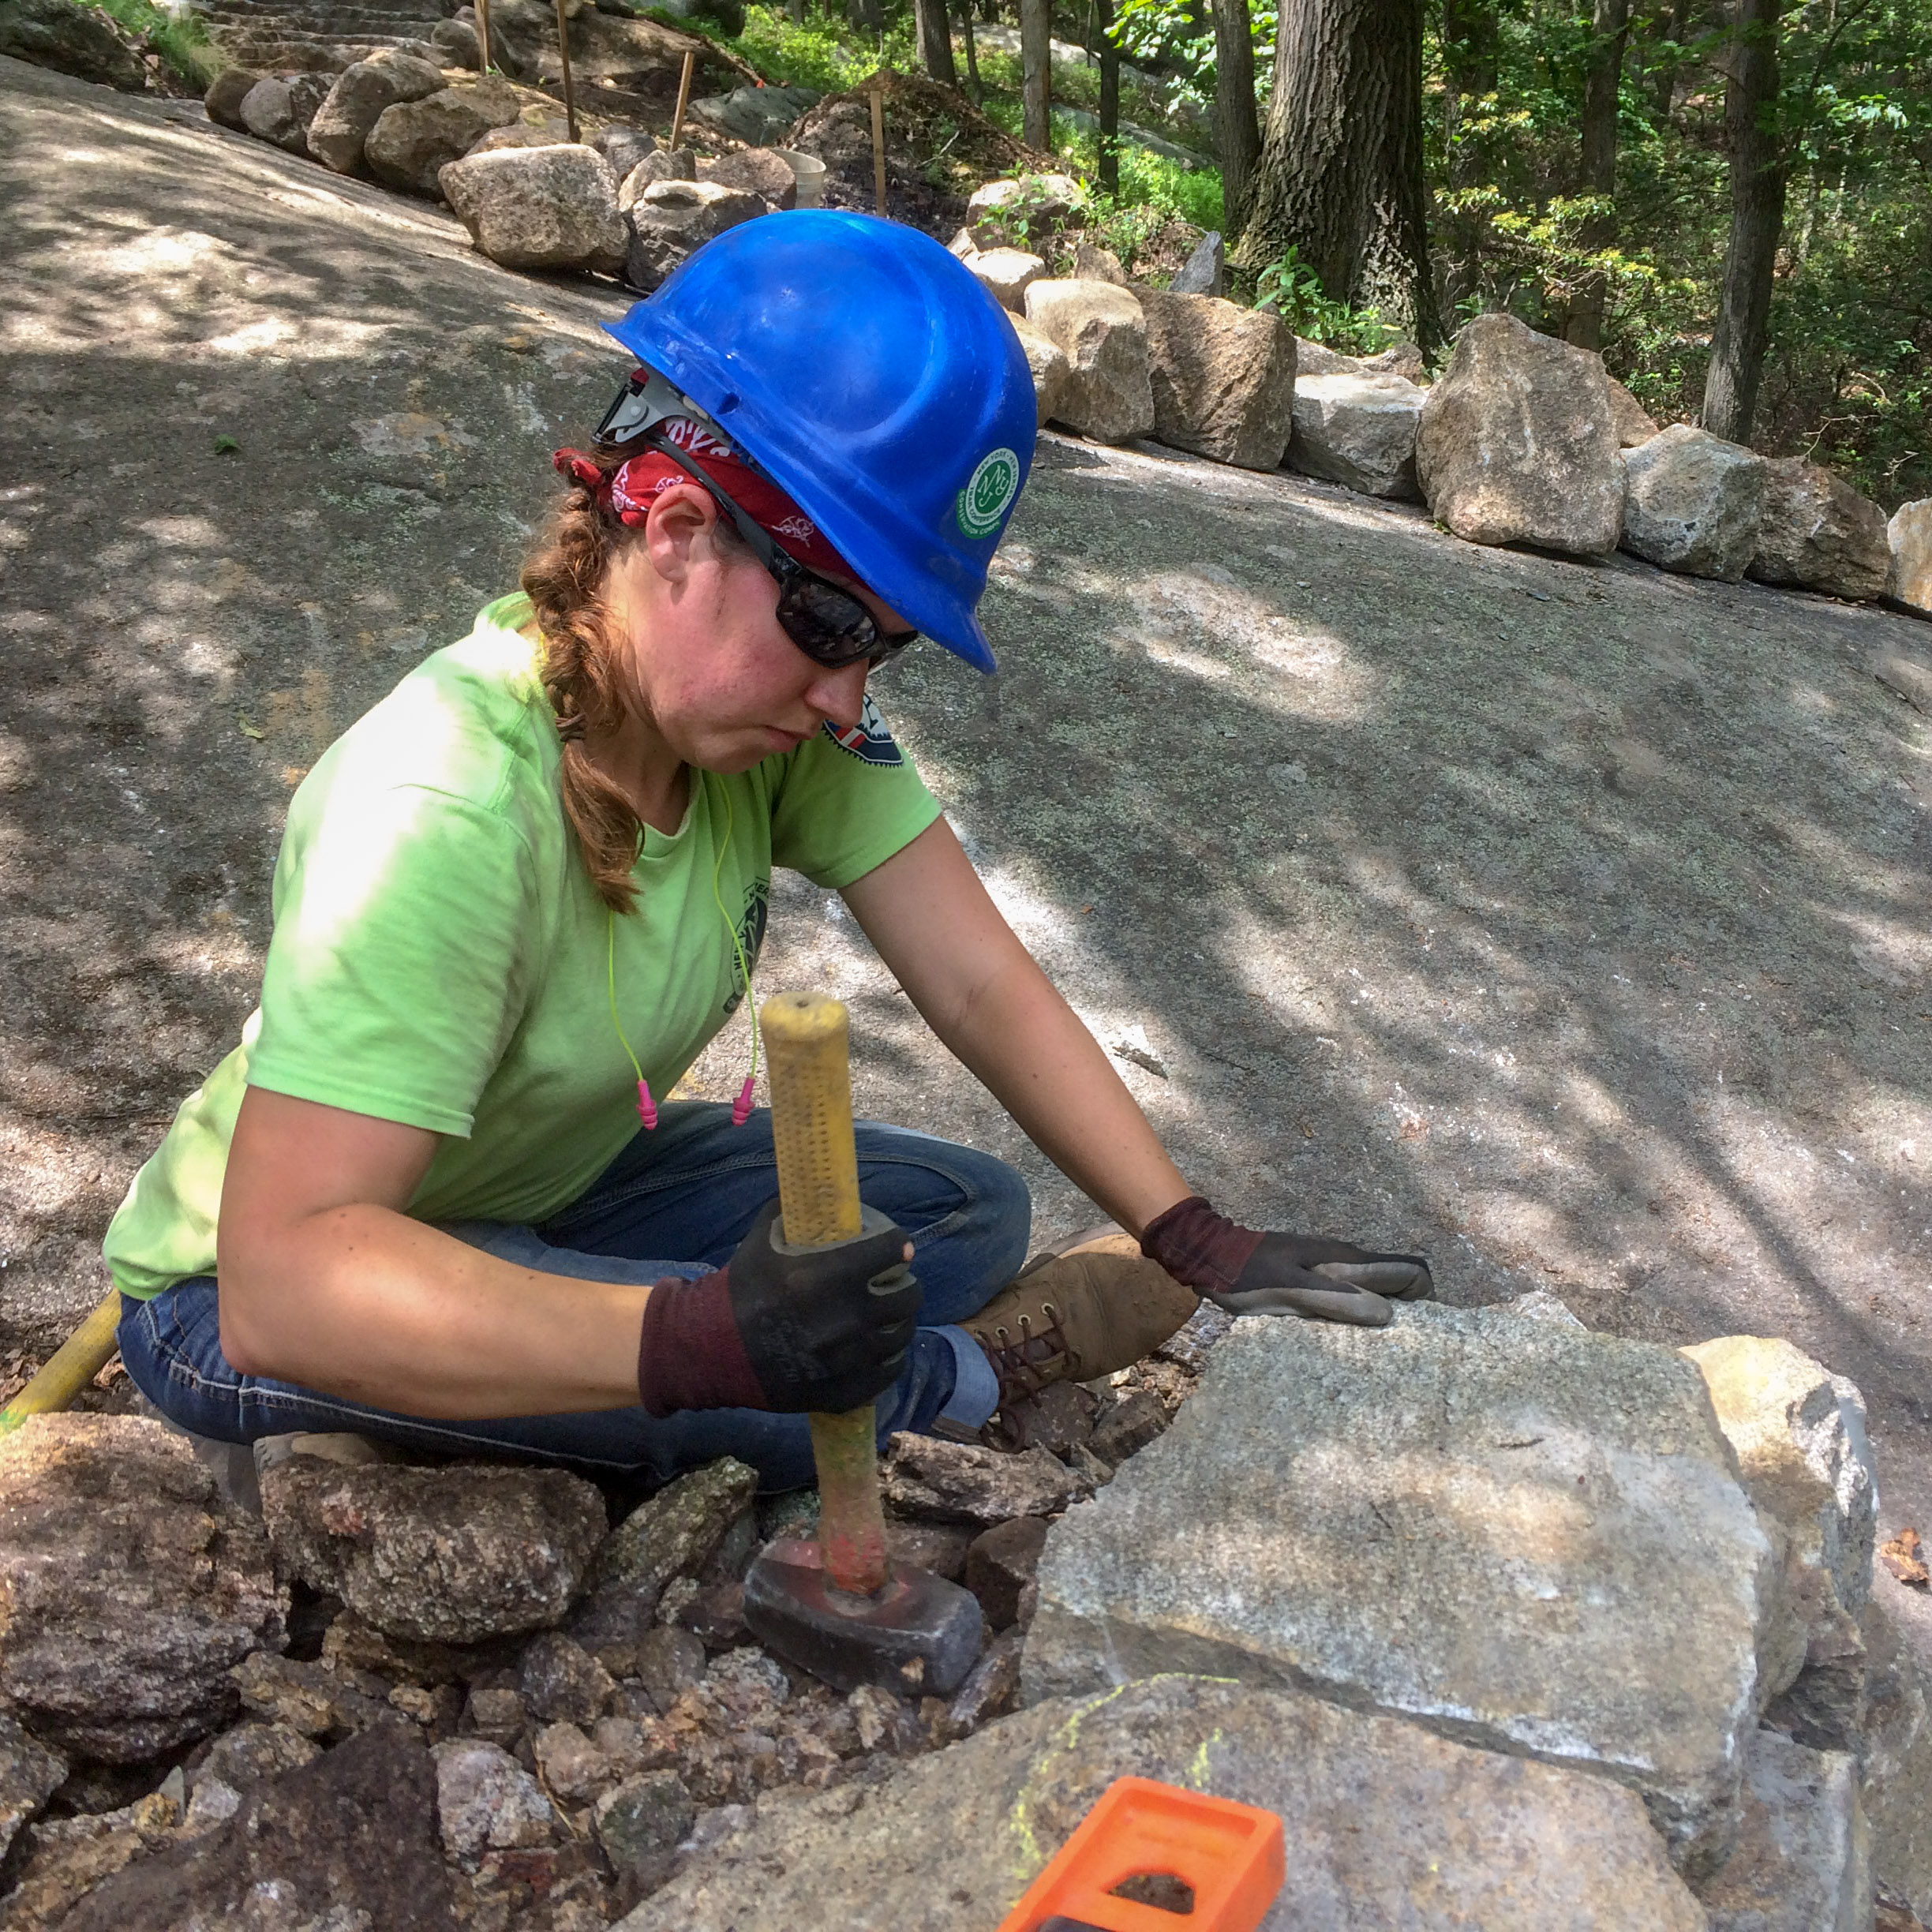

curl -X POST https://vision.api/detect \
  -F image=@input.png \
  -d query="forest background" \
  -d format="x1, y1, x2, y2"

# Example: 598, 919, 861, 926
713, 0, 1930, 511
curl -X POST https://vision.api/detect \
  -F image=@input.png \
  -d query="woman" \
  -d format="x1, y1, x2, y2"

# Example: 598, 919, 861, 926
103, 213, 1429, 1493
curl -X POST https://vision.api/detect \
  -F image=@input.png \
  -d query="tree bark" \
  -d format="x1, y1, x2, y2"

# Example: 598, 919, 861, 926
957, 0, 982, 101
1563, 0, 1631, 350
915, 0, 958, 86
1438, 0, 1496, 308
1209, 0, 1261, 234
1702, 0, 1787, 441
1234, 0, 1440, 350
1020, 0, 1052, 152
1097, 0, 1121, 196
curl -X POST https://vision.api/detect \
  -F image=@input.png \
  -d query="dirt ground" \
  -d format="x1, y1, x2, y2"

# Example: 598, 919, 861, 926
4, 55, 1929, 1667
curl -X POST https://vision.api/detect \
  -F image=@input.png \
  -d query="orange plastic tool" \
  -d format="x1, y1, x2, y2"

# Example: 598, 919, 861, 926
995, 1777, 1285, 1932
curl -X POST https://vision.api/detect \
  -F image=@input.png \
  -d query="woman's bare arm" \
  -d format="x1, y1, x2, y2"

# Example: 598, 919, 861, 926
841, 816, 1192, 1237
216, 1087, 650, 1417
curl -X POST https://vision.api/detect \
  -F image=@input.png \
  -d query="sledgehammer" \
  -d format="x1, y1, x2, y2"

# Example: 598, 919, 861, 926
741, 991, 984, 1696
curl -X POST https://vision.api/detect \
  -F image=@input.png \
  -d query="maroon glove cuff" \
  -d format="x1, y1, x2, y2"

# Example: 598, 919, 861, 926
635, 1270, 769, 1418
1140, 1196, 1263, 1298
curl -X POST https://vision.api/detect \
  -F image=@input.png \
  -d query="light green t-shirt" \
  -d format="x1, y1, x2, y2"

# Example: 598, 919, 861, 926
103, 595, 942, 1298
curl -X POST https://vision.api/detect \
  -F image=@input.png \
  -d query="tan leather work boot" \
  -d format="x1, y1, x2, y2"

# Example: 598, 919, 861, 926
964, 1226, 1198, 1412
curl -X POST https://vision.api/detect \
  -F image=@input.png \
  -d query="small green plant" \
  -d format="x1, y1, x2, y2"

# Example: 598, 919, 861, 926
1252, 247, 1395, 355
91, 0, 222, 85
213, 435, 240, 455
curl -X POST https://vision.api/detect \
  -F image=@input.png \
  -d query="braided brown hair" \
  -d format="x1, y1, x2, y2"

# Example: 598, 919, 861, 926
520, 449, 648, 912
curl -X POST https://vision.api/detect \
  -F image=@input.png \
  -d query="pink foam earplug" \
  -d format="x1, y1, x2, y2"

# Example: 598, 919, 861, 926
636, 1079, 658, 1130
732, 1076, 754, 1127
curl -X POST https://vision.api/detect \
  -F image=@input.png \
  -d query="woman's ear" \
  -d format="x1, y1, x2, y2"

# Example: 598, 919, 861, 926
642, 481, 723, 587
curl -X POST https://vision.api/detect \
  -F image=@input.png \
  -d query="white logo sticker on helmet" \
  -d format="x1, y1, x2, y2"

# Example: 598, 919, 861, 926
955, 447, 1021, 540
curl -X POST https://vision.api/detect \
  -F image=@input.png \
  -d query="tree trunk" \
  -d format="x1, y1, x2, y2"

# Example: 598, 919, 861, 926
1020, 0, 1052, 152
1439, 0, 1496, 308
848, 0, 883, 32
1209, 0, 1260, 234
1097, 0, 1121, 196
915, 0, 957, 86
1702, 0, 1787, 441
1234, 0, 1440, 350
1563, 0, 1631, 350
958, 0, 982, 101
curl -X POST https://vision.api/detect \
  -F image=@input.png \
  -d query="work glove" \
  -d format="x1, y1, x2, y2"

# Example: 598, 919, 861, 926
636, 1200, 921, 1417
1140, 1195, 1431, 1329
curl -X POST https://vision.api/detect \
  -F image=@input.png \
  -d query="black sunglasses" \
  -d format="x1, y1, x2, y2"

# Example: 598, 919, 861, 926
634, 430, 918, 672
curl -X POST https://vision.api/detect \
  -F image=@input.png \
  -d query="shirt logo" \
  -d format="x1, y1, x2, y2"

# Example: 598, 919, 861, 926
822, 695, 904, 766
956, 447, 1021, 540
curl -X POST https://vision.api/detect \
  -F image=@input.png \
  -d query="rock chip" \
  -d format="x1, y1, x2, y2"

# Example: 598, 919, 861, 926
594, 122, 660, 183
0, 1415, 286, 1763
616, 1675, 1705, 1930
616, 146, 698, 207
1749, 457, 1892, 601
1694, 1728, 1870, 1932
1021, 279, 1154, 446
1138, 288, 1297, 473
623, 178, 767, 293
239, 73, 334, 155
632, 1623, 709, 1715
1682, 1336, 1877, 1692
597, 1769, 695, 1893
200, 1719, 323, 1790
1415, 312, 1624, 555
433, 1737, 558, 1870
1889, 498, 1932, 614
520, 1630, 617, 1726
533, 1718, 619, 1803
568, 1458, 756, 1664
440, 143, 627, 271
431, 16, 481, 68
1089, 1387, 1170, 1466
965, 245, 1045, 314
365, 79, 523, 198
0, 0, 147, 92
1169, 228, 1225, 297
306, 53, 447, 174
230, 1652, 390, 1739
1288, 369, 1425, 499
1008, 312, 1072, 429
1024, 1304, 1773, 1876
882, 1432, 1085, 1526
1606, 374, 1660, 445
462, 1683, 526, 1748
203, 68, 264, 132
944, 1627, 1023, 1739
965, 1515, 1048, 1630
698, 145, 796, 209
1620, 423, 1769, 582
0, 1710, 63, 1864
261, 1454, 606, 1645
60, 1722, 456, 1932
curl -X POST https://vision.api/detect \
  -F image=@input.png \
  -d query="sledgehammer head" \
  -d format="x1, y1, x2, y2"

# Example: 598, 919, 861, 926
743, 1536, 984, 1696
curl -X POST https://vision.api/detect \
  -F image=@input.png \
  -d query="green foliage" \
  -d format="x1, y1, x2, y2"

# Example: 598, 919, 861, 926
1252, 247, 1396, 355
723, 2, 919, 93
89, 0, 221, 84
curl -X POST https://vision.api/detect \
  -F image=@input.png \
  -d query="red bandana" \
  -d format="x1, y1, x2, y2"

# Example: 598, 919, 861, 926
552, 417, 856, 582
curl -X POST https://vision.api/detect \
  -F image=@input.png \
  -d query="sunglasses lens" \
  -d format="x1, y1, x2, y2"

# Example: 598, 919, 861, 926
778, 578, 883, 666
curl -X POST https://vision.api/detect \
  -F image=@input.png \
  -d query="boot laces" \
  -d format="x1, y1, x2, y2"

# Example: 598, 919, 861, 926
976, 1300, 1080, 1409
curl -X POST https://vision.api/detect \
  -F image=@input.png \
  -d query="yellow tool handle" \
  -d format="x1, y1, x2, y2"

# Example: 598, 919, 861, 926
759, 991, 889, 1597
0, 1289, 122, 1435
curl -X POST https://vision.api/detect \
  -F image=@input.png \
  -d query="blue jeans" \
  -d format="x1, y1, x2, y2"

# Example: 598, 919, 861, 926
117, 1104, 1030, 1492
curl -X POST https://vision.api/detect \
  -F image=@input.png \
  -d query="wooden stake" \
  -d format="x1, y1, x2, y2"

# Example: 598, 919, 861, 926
669, 47, 695, 152
553, 0, 578, 143
475, 0, 492, 73
869, 73, 887, 217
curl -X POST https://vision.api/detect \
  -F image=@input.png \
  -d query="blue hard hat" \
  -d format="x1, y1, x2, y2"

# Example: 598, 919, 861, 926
602, 211, 1036, 675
